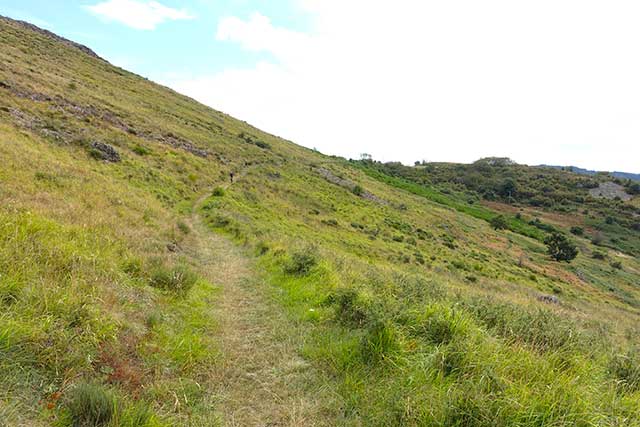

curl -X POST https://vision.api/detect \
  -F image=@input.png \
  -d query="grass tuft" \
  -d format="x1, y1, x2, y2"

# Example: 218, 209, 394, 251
149, 263, 198, 295
66, 383, 115, 427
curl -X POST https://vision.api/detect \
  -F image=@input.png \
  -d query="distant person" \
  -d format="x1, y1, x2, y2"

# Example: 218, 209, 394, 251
230, 171, 235, 183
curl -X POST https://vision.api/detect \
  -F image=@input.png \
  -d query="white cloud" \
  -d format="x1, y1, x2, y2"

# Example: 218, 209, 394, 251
86, 0, 193, 30
168, 1, 640, 171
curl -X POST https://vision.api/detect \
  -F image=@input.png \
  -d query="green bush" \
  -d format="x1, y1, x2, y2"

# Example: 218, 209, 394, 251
352, 185, 364, 196
325, 288, 370, 327
256, 241, 270, 255
66, 383, 115, 427
149, 264, 198, 295
253, 140, 271, 149
570, 226, 584, 236
176, 221, 190, 235
131, 145, 150, 156
212, 187, 225, 197
544, 232, 578, 262
321, 218, 339, 227
592, 250, 607, 260
283, 247, 318, 275
490, 215, 508, 230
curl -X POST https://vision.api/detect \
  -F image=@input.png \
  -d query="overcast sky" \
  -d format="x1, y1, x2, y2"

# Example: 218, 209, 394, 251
4, 1, 640, 172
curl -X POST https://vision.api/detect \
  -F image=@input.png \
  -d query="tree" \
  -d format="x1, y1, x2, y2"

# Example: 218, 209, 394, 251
490, 215, 508, 230
626, 182, 640, 195
570, 226, 584, 236
498, 178, 517, 201
544, 233, 578, 262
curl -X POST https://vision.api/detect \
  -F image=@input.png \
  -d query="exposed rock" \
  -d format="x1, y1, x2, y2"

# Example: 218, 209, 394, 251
7, 107, 74, 143
0, 80, 52, 102
2, 82, 210, 159
158, 133, 209, 158
90, 141, 120, 162
315, 167, 387, 205
166, 242, 180, 253
589, 182, 632, 201
537, 294, 560, 304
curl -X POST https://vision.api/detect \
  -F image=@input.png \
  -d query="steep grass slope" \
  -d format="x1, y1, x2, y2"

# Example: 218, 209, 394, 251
1, 16, 640, 426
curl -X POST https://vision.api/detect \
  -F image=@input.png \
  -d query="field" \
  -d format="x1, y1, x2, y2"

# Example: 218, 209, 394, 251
1, 16, 640, 426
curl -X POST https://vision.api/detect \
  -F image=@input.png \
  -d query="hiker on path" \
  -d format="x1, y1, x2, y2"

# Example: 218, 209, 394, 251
230, 171, 235, 183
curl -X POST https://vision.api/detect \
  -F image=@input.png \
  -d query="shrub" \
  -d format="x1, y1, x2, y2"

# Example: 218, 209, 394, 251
66, 383, 115, 427
321, 218, 339, 227
570, 226, 584, 236
490, 215, 508, 230
352, 185, 364, 196
591, 233, 605, 246
284, 247, 318, 275
592, 250, 607, 260
177, 221, 190, 235
149, 264, 198, 295
212, 187, 225, 197
611, 261, 623, 270
544, 232, 578, 262
256, 241, 270, 255
253, 140, 271, 149
131, 145, 150, 156
325, 288, 370, 327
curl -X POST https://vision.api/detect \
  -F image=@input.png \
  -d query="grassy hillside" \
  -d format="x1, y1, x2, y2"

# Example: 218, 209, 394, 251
2, 16, 640, 426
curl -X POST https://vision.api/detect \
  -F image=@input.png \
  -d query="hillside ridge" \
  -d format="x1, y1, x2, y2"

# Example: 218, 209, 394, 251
2, 16, 640, 426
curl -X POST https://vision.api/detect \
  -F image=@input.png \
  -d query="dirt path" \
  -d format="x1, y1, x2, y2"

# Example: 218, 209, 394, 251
184, 191, 330, 426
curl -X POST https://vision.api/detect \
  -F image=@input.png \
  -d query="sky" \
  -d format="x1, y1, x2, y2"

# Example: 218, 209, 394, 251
2, 1, 640, 172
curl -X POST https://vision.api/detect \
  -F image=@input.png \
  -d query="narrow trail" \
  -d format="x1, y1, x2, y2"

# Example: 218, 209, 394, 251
184, 182, 330, 426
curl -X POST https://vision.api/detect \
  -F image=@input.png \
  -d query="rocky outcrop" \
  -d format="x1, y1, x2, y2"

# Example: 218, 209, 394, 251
315, 167, 387, 205
90, 141, 121, 162
589, 182, 632, 201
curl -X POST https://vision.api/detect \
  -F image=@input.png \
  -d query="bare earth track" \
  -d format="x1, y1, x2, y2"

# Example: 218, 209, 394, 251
183, 189, 331, 426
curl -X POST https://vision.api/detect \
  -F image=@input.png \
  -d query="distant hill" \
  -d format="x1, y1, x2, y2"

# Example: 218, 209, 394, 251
541, 165, 640, 181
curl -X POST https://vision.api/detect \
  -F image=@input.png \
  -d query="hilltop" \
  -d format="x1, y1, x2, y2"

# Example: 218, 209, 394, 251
2, 17, 640, 426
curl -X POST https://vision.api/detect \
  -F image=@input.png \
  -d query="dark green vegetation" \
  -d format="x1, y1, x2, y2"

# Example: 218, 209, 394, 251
361, 157, 640, 256
545, 233, 579, 262
2, 16, 640, 426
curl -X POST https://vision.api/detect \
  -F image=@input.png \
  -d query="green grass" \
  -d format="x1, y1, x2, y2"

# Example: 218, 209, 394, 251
356, 163, 547, 241
2, 15, 640, 426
